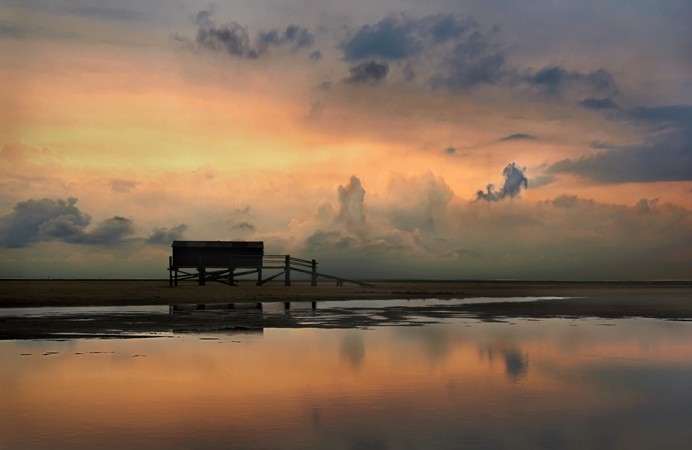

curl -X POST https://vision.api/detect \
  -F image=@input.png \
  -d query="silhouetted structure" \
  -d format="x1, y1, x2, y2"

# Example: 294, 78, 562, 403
168, 240, 371, 287
169, 241, 263, 286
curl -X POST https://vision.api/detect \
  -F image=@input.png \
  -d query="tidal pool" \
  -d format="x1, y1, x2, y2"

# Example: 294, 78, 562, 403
2, 314, 692, 449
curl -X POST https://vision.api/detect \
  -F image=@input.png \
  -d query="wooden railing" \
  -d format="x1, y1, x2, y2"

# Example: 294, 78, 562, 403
169, 254, 372, 287
261, 255, 372, 287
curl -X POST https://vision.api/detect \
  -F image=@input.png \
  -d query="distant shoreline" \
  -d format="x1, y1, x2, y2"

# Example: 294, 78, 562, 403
1, 279, 691, 316
1, 280, 691, 339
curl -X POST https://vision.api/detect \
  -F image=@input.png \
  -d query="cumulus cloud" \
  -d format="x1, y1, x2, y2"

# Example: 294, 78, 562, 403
341, 15, 423, 61
0, 197, 137, 247
83, 216, 134, 245
181, 8, 314, 59
340, 14, 618, 95
341, 14, 477, 62
387, 172, 454, 232
548, 104, 692, 183
257, 25, 315, 53
344, 60, 389, 84
475, 163, 528, 201
524, 66, 618, 97
147, 224, 188, 245
0, 197, 89, 247
0, 197, 188, 247
337, 176, 366, 231
291, 172, 690, 280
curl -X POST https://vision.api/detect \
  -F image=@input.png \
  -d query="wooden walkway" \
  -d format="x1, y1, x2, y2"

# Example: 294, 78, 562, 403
169, 254, 372, 287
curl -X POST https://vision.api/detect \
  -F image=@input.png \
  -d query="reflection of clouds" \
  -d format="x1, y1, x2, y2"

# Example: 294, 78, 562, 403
340, 332, 365, 369
503, 348, 529, 382
478, 344, 529, 381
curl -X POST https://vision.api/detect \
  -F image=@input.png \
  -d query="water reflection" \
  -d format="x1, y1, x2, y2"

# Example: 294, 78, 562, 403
2, 318, 692, 449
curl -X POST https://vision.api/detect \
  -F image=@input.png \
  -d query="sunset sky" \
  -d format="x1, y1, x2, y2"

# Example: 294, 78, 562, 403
1, 0, 691, 279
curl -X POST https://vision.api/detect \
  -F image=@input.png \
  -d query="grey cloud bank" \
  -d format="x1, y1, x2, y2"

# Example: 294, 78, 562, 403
549, 104, 692, 183
0, 198, 186, 248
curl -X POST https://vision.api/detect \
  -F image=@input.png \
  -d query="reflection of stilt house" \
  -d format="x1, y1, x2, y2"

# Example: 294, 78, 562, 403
168, 240, 371, 287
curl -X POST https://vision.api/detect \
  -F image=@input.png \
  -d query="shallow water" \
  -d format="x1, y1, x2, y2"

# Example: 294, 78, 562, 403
2, 313, 692, 449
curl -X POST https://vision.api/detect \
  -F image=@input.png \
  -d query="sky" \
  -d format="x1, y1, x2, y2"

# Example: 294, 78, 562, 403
1, 0, 691, 280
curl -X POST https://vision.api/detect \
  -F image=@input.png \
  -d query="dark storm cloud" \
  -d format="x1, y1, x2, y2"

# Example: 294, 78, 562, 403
475, 163, 528, 201
184, 8, 314, 59
579, 97, 619, 110
548, 104, 692, 183
147, 224, 187, 245
498, 133, 537, 142
344, 60, 389, 84
0, 197, 137, 247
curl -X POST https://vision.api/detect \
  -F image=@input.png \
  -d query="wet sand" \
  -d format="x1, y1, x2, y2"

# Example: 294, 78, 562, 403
1, 280, 691, 339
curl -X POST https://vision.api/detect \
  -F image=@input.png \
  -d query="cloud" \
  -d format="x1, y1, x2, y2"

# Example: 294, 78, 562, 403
498, 133, 537, 142
257, 25, 315, 53
579, 97, 619, 110
66, 6, 145, 22
344, 60, 389, 84
341, 15, 423, 61
548, 104, 692, 183
337, 176, 366, 231
182, 8, 314, 59
83, 216, 134, 245
387, 172, 454, 232
194, 10, 257, 59
340, 14, 619, 95
341, 14, 478, 62
0, 197, 184, 248
147, 224, 187, 245
430, 33, 506, 90
475, 163, 528, 201
110, 179, 138, 193
231, 221, 256, 231
292, 173, 690, 280
444, 146, 457, 154
524, 66, 618, 97
0, 197, 89, 247
0, 197, 135, 247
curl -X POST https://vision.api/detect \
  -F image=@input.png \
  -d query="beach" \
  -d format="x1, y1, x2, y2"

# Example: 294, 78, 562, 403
1, 280, 691, 340
2, 279, 691, 315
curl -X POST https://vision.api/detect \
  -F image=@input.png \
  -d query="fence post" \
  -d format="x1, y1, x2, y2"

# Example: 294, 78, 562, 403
198, 256, 205, 286
284, 255, 291, 286
311, 259, 317, 286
